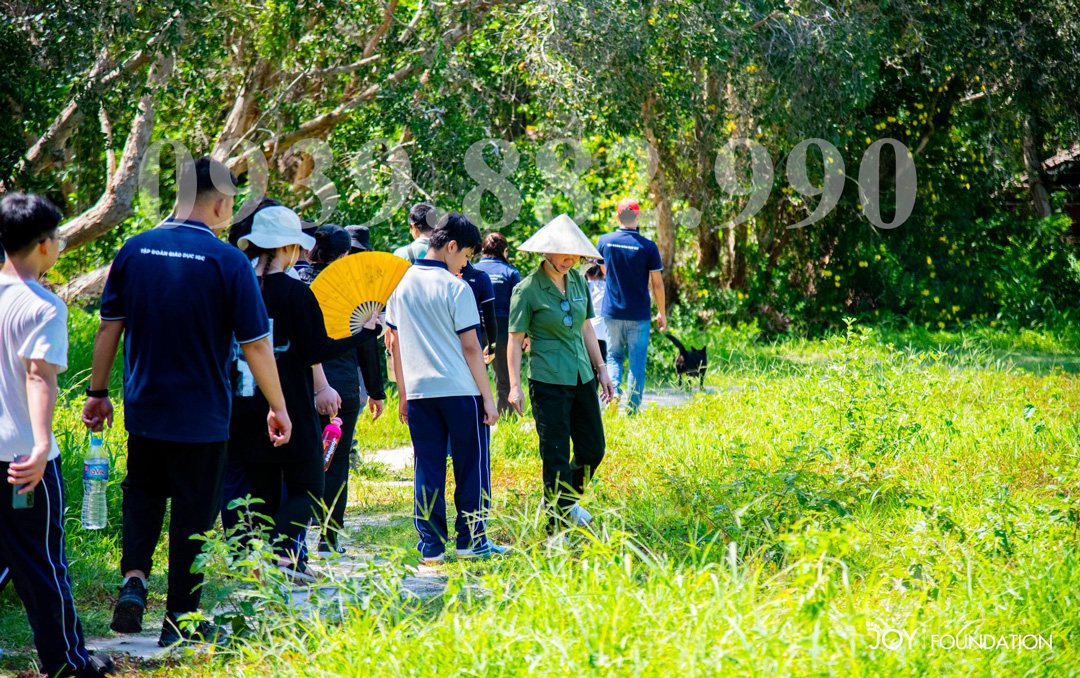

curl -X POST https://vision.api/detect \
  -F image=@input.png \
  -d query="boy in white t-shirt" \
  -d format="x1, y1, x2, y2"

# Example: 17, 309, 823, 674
0, 193, 114, 677
386, 212, 508, 565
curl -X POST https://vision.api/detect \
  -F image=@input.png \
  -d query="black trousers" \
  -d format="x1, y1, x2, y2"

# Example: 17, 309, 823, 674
242, 451, 324, 564
0, 458, 95, 678
121, 435, 227, 614
319, 399, 361, 548
492, 322, 512, 415
528, 378, 606, 526
597, 339, 607, 364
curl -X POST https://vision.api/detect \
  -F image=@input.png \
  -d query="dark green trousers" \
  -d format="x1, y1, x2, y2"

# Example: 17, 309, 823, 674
529, 377, 606, 527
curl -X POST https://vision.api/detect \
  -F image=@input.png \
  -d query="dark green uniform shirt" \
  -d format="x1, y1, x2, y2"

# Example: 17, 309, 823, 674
508, 265, 595, 386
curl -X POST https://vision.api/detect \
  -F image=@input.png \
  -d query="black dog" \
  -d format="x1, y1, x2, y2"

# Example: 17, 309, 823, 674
663, 333, 707, 389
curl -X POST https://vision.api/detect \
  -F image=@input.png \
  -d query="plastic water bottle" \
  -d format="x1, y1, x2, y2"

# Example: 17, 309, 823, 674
322, 417, 343, 471
81, 434, 108, 530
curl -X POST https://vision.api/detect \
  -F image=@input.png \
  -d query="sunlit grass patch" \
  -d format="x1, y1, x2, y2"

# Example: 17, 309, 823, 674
4, 324, 1079, 676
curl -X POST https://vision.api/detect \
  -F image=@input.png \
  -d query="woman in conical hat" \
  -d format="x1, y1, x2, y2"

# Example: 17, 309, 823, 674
506, 214, 613, 535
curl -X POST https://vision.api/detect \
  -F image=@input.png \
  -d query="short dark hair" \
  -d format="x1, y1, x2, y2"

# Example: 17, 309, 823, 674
618, 209, 638, 226
0, 192, 62, 256
178, 157, 239, 203
408, 203, 436, 233
585, 263, 604, 280
428, 212, 481, 253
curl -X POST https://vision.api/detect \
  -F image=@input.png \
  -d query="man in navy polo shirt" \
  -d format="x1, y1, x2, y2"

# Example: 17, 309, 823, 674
82, 158, 293, 647
597, 197, 666, 415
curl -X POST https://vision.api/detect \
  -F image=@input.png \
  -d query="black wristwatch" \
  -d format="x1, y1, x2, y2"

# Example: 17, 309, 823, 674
85, 387, 109, 398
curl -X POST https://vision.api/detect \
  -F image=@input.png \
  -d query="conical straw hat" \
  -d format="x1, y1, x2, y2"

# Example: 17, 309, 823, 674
517, 214, 602, 259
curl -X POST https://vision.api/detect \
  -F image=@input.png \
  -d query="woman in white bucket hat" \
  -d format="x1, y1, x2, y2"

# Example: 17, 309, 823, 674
506, 214, 613, 536
230, 205, 378, 579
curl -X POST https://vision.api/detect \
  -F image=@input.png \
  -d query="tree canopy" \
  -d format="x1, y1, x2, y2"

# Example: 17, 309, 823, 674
3, 0, 1079, 332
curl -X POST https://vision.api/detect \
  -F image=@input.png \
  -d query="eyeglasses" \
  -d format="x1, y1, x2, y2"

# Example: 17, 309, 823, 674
560, 300, 572, 327
42, 233, 68, 252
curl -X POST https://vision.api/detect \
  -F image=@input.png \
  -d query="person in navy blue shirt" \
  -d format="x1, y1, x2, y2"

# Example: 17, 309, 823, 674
473, 232, 521, 414
82, 158, 293, 647
596, 197, 667, 415
460, 261, 496, 356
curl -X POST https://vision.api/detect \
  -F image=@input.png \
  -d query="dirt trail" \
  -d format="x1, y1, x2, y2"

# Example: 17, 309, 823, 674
84, 386, 705, 662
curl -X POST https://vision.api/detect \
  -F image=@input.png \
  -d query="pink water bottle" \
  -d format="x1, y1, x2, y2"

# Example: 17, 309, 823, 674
322, 417, 343, 471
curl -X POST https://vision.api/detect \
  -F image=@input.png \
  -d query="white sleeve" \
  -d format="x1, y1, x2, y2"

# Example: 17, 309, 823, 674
451, 280, 481, 333
385, 289, 399, 329
18, 302, 69, 373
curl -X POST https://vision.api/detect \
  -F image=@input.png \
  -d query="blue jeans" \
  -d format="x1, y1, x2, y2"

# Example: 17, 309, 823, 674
605, 318, 651, 414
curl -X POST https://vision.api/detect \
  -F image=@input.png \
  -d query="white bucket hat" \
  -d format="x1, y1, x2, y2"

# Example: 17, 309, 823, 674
238, 205, 316, 251
517, 213, 602, 259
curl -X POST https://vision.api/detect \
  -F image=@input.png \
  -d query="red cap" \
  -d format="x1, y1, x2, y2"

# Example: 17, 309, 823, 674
616, 198, 640, 215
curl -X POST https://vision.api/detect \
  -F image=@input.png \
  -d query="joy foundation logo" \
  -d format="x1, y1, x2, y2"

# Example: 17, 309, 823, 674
869, 625, 1053, 652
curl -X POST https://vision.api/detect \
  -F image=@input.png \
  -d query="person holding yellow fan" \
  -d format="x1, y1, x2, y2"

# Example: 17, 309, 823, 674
299, 224, 388, 554
229, 206, 379, 579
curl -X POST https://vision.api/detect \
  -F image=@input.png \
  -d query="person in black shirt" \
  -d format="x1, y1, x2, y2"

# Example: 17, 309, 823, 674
301, 224, 386, 554
232, 207, 376, 576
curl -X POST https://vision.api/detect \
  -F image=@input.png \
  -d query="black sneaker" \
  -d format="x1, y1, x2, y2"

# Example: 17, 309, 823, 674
110, 578, 147, 634
158, 612, 223, 648
71, 653, 115, 677
318, 540, 346, 556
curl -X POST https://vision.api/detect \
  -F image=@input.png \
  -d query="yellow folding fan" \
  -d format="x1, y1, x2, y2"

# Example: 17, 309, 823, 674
310, 252, 411, 338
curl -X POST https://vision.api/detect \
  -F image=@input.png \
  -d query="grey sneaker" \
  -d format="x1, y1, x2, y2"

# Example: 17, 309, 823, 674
456, 542, 511, 560
546, 533, 570, 550
569, 503, 592, 526
75, 652, 115, 677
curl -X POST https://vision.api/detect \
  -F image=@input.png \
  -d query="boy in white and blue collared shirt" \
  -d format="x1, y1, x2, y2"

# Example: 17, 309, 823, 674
386, 212, 510, 565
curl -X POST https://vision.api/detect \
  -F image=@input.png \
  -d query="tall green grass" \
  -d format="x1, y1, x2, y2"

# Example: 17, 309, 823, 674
3, 322, 1079, 676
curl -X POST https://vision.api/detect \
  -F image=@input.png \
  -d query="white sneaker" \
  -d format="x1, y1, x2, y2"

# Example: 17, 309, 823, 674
456, 542, 512, 560
420, 553, 445, 567
569, 503, 592, 526
276, 564, 317, 584
546, 533, 570, 550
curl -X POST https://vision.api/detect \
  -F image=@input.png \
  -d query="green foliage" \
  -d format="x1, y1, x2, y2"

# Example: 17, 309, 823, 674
59, 307, 124, 397
5, 322, 1080, 676
192, 497, 413, 644
5, 1, 1079, 333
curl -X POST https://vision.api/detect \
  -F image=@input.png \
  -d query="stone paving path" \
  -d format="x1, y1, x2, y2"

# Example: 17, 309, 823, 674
86, 512, 447, 662
84, 387, 703, 662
